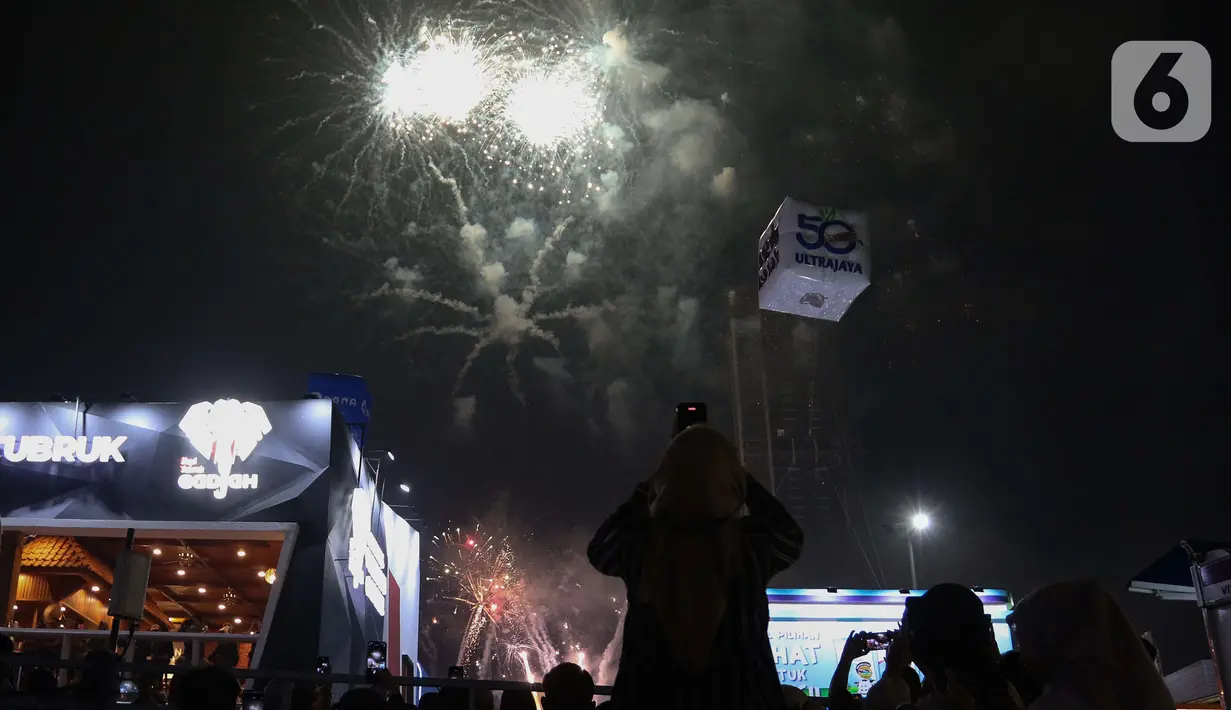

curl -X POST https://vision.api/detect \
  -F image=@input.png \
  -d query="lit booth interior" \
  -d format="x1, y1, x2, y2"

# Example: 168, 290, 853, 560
0, 400, 421, 680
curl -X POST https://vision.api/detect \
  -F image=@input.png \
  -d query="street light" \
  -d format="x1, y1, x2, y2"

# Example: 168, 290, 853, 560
398, 483, 411, 493
366, 451, 396, 496
907, 511, 931, 590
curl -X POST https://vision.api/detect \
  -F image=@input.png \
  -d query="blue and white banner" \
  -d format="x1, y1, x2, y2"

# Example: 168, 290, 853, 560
308, 373, 373, 448
767, 588, 1014, 699
757, 198, 871, 322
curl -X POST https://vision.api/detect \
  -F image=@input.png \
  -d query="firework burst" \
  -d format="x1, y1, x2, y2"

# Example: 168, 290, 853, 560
279, 0, 638, 215
276, 0, 737, 414
427, 525, 524, 667
425, 523, 625, 682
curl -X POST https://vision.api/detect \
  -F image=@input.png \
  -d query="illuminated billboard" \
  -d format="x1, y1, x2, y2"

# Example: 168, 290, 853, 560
768, 588, 1014, 698
0, 400, 333, 520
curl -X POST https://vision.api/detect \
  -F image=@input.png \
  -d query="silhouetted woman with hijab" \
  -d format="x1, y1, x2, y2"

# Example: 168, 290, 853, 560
1011, 580, 1174, 710
588, 425, 804, 710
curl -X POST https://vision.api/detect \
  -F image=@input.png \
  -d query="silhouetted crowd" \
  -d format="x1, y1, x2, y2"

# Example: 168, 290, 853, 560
0, 425, 1181, 709
583, 425, 1177, 710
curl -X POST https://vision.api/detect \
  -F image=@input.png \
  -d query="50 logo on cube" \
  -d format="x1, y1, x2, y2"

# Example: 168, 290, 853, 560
1112, 41, 1211, 143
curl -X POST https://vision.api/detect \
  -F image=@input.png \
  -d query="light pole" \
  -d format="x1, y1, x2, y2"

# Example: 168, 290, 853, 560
908, 512, 930, 590
366, 450, 395, 498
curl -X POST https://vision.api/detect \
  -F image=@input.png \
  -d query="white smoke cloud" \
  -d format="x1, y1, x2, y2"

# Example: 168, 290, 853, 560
479, 261, 507, 296
453, 396, 476, 429
532, 356, 573, 382
492, 293, 532, 343
577, 310, 617, 352
460, 223, 488, 266
382, 257, 422, 286
603, 26, 669, 88
505, 217, 536, 241
564, 250, 587, 281
602, 124, 634, 156
602, 27, 630, 62
710, 166, 737, 199
642, 100, 724, 176
594, 170, 623, 214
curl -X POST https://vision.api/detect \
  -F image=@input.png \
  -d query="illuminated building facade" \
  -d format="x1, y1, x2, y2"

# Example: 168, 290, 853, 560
0, 398, 421, 678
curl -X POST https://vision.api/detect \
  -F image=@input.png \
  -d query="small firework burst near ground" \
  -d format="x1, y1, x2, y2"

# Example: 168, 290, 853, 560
426, 523, 624, 682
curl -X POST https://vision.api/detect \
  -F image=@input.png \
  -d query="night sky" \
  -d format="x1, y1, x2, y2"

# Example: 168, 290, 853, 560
4, 0, 1221, 671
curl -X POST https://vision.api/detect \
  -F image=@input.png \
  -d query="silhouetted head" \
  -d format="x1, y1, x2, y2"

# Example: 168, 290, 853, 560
336, 687, 388, 710
439, 687, 493, 710
1012, 580, 1174, 710
169, 666, 240, 710
782, 684, 808, 708
501, 688, 537, 710
650, 425, 746, 524
904, 584, 991, 682
542, 662, 595, 710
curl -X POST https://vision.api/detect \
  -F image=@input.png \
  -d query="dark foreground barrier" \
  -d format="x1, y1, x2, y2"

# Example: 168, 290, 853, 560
0, 653, 616, 709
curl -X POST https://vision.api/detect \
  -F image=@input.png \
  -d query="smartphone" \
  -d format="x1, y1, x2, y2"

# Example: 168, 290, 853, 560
864, 630, 896, 651
675, 403, 707, 433
366, 641, 387, 680
447, 665, 465, 679
315, 656, 331, 675
117, 679, 139, 705
241, 691, 264, 710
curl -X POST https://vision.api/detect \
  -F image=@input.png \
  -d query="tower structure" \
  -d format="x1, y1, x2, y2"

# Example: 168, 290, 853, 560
728, 288, 881, 587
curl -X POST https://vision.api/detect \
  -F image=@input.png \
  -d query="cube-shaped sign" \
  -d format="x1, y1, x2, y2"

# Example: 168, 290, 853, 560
757, 198, 871, 322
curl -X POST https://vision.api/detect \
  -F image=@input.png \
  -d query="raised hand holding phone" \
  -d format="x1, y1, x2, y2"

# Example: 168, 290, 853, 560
673, 402, 707, 436
840, 630, 870, 661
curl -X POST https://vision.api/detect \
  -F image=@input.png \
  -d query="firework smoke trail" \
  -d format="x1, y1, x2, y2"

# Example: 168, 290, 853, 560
396, 325, 486, 340
364, 283, 487, 319
378, 161, 603, 402
518, 609, 564, 672
597, 605, 625, 685
522, 218, 574, 308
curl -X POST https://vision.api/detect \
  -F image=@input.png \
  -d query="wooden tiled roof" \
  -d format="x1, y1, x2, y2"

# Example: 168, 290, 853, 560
21, 536, 112, 582
18, 536, 171, 627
